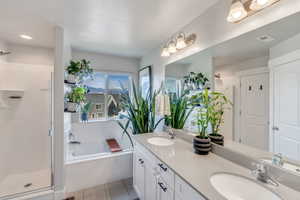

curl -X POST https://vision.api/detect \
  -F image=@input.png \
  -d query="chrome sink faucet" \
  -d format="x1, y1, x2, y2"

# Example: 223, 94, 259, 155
166, 126, 175, 139
252, 162, 278, 186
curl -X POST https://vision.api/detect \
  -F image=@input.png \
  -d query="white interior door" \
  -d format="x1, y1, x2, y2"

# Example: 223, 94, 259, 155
240, 73, 269, 150
273, 60, 300, 161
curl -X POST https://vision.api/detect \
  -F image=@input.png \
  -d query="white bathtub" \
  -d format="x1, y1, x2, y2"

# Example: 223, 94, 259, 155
65, 121, 133, 193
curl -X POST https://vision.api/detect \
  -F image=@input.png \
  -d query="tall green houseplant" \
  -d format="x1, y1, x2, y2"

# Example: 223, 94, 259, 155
117, 81, 164, 146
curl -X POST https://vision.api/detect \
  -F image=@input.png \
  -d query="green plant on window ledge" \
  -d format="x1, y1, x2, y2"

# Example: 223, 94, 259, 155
117, 81, 164, 146
67, 87, 87, 103
65, 59, 94, 83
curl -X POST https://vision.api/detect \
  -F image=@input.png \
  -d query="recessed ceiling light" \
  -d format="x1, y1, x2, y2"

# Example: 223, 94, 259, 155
20, 34, 33, 40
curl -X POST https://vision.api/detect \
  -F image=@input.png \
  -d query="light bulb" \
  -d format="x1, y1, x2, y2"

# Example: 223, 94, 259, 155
176, 33, 187, 49
168, 41, 177, 54
161, 47, 170, 57
250, 0, 277, 11
227, 0, 248, 23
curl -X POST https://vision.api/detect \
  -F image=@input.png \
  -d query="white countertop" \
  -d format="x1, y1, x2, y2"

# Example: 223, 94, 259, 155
134, 132, 300, 200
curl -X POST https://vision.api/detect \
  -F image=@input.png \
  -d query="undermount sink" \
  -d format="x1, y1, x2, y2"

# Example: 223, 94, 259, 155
210, 173, 282, 200
147, 137, 174, 146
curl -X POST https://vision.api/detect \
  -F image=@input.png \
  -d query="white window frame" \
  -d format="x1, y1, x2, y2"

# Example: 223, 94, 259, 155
82, 70, 133, 122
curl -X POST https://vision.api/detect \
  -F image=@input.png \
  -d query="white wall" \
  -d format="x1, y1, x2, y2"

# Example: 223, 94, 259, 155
72, 49, 140, 76
141, 0, 300, 91
270, 32, 300, 60
165, 63, 189, 79
0, 40, 8, 63
6, 43, 54, 66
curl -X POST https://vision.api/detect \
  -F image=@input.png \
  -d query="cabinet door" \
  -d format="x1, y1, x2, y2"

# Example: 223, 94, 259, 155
134, 150, 145, 199
157, 177, 174, 200
145, 165, 158, 200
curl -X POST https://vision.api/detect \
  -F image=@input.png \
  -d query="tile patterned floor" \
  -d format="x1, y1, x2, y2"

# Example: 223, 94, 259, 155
65, 179, 138, 200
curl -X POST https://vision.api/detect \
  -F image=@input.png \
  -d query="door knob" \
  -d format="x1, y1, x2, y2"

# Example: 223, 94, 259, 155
272, 126, 279, 131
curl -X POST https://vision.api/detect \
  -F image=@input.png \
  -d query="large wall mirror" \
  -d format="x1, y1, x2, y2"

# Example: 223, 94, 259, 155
165, 12, 300, 175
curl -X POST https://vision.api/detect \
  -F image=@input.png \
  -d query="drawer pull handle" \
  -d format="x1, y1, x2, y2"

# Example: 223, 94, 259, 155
138, 158, 144, 164
158, 163, 168, 172
158, 182, 167, 192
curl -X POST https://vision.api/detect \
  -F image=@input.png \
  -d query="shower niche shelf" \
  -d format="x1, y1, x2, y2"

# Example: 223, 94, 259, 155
0, 89, 25, 108
0, 89, 25, 99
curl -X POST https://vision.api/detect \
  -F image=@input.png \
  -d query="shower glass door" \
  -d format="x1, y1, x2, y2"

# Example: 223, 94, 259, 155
0, 62, 53, 198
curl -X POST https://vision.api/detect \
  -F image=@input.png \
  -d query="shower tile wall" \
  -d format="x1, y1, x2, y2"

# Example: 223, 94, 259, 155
0, 62, 53, 197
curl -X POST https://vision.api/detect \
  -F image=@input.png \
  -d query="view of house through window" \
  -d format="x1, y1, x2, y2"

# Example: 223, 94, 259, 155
83, 72, 131, 121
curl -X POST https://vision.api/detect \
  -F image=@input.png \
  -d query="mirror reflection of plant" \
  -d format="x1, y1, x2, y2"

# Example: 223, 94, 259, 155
194, 89, 211, 138
67, 87, 87, 103
209, 92, 232, 136
117, 81, 164, 146
183, 72, 209, 90
165, 89, 195, 129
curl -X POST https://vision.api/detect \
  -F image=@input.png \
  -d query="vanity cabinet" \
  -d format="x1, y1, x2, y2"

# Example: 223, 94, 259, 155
133, 143, 205, 200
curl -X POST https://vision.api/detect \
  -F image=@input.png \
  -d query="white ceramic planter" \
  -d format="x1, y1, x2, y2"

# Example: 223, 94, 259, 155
66, 102, 78, 112
66, 74, 78, 84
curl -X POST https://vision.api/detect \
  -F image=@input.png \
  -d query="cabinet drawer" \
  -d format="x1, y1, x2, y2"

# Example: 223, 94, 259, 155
175, 175, 205, 200
157, 176, 174, 200
156, 161, 174, 188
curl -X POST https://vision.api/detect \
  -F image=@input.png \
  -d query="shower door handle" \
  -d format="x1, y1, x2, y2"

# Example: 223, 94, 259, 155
48, 128, 53, 136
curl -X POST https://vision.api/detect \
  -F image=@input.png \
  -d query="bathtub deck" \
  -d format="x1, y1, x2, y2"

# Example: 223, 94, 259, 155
65, 178, 138, 200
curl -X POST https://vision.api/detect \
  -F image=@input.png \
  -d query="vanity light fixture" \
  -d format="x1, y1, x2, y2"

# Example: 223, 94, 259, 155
176, 33, 187, 50
161, 33, 197, 57
20, 34, 33, 40
161, 46, 170, 57
227, 0, 248, 23
168, 40, 177, 54
227, 0, 281, 23
250, 0, 278, 11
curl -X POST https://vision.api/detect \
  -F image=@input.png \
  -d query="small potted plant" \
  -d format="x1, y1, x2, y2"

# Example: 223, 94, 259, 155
193, 89, 211, 155
65, 59, 94, 84
81, 101, 92, 122
208, 92, 232, 146
65, 60, 81, 84
66, 86, 87, 112
79, 59, 94, 80
183, 72, 209, 91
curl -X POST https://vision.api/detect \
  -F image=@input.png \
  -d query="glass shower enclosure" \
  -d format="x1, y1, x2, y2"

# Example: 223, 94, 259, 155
0, 62, 53, 199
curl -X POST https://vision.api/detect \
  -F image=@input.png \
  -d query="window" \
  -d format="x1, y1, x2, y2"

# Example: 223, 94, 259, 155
83, 71, 131, 121
165, 77, 182, 95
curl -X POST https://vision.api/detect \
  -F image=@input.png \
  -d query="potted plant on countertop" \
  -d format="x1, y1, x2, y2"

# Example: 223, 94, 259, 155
117, 81, 164, 147
66, 86, 87, 112
80, 101, 92, 122
192, 89, 211, 155
208, 91, 232, 146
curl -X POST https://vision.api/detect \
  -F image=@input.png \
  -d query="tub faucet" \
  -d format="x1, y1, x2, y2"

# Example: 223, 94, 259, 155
69, 132, 81, 144
252, 162, 278, 186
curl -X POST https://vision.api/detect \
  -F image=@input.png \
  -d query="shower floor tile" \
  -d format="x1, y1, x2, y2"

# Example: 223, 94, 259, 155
65, 179, 138, 200
0, 169, 51, 198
